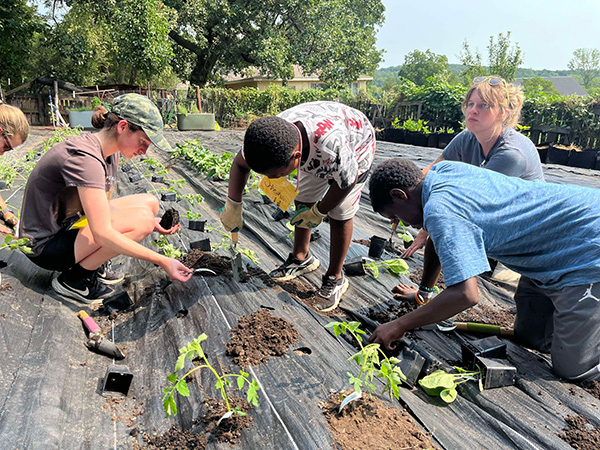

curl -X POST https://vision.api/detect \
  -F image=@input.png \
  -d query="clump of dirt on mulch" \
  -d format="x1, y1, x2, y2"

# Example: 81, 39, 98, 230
134, 425, 207, 450
159, 207, 180, 229
455, 301, 515, 328
246, 267, 275, 287
320, 391, 439, 450
409, 268, 446, 289
581, 381, 600, 401
226, 308, 299, 369
558, 415, 600, 450
177, 249, 229, 275
201, 396, 253, 444
368, 300, 418, 324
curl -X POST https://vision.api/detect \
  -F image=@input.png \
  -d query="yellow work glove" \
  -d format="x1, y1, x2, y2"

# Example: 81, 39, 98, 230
219, 197, 243, 232
290, 203, 327, 229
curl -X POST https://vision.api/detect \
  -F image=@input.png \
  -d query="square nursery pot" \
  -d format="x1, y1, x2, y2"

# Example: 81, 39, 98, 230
437, 132, 456, 149
310, 229, 322, 242
343, 256, 374, 276
413, 132, 429, 147
272, 208, 290, 221
368, 235, 387, 259
121, 163, 132, 172
0, 180, 6, 190
546, 145, 570, 166
536, 145, 549, 164
102, 364, 134, 398
128, 173, 142, 183
461, 336, 507, 370
384, 128, 406, 144
190, 238, 211, 251
568, 149, 598, 169
177, 113, 216, 131
427, 133, 440, 148
161, 192, 178, 202
188, 219, 206, 231
151, 174, 164, 183
68, 110, 94, 129
474, 356, 517, 389
134, 187, 147, 194
397, 345, 426, 388
596, 151, 600, 171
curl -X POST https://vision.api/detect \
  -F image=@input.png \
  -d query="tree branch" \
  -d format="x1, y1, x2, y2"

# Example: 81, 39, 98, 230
168, 30, 203, 55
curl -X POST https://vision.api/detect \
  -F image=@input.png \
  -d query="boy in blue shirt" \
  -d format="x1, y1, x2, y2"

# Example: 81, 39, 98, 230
368, 158, 600, 381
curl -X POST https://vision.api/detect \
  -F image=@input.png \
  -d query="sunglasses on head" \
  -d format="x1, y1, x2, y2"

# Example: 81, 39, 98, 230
473, 76, 510, 107
0, 128, 14, 152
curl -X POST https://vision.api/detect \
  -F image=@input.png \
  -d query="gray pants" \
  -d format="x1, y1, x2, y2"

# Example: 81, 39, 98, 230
514, 276, 600, 381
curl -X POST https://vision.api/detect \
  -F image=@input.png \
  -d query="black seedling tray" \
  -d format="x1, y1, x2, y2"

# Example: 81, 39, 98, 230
461, 336, 507, 369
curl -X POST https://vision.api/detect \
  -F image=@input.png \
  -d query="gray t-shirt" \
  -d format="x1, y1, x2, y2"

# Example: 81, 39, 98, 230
442, 128, 544, 181
19, 133, 117, 256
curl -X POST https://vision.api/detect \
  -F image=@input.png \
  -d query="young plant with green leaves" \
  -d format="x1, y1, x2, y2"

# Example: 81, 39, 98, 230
364, 258, 409, 279
396, 221, 413, 244
152, 236, 183, 259
326, 321, 406, 400
209, 225, 260, 265
0, 235, 33, 255
418, 367, 482, 403
179, 192, 204, 207
162, 334, 260, 418
186, 209, 203, 220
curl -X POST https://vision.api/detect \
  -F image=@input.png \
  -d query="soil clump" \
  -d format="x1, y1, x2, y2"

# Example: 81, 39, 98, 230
558, 415, 600, 450
409, 268, 446, 288
200, 396, 253, 444
134, 425, 207, 449
159, 207, 180, 229
177, 249, 229, 275
455, 301, 515, 328
226, 308, 299, 369
320, 391, 439, 450
368, 300, 419, 324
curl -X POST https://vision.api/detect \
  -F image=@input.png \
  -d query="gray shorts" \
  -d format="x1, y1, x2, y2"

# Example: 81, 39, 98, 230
295, 171, 367, 221
514, 276, 600, 381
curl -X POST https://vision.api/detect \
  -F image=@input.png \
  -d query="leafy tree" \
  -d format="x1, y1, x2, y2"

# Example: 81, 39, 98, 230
398, 49, 451, 86
459, 32, 523, 84
520, 77, 560, 96
568, 48, 600, 90
0, 0, 44, 88
166, 0, 385, 87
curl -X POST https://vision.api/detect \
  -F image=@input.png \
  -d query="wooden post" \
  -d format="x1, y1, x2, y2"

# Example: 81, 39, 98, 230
196, 86, 202, 113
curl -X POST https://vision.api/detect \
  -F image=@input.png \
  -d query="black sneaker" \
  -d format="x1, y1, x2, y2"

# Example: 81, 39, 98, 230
97, 261, 124, 285
52, 272, 113, 304
269, 252, 320, 281
314, 274, 349, 312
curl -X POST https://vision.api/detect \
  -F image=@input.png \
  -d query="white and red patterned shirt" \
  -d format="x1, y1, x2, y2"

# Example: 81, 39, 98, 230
278, 101, 375, 189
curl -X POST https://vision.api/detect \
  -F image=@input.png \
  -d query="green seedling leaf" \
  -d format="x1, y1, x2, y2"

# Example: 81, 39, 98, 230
163, 395, 177, 417
384, 259, 410, 275
176, 379, 190, 397
440, 387, 458, 403
175, 354, 187, 372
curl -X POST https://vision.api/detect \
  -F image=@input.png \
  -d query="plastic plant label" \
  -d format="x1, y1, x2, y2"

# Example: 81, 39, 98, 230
216, 410, 234, 426
259, 176, 297, 212
339, 390, 362, 413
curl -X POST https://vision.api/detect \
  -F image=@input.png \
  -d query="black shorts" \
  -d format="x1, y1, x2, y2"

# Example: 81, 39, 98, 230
27, 228, 79, 272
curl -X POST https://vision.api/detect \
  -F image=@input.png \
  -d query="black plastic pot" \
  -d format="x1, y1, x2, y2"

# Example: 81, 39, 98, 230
0, 180, 6, 190
310, 229, 322, 242
161, 192, 177, 202
190, 238, 211, 251
121, 163, 132, 172
128, 173, 142, 183
384, 128, 406, 144
413, 133, 429, 147
404, 131, 417, 146
546, 145, 570, 166
272, 208, 289, 221
475, 356, 517, 389
569, 149, 597, 169
437, 132, 457, 149
536, 145, 549, 164
397, 346, 426, 388
461, 336, 507, 370
368, 235, 387, 259
343, 257, 373, 276
427, 133, 439, 148
188, 220, 206, 231
596, 152, 600, 171
261, 194, 273, 205
151, 174, 164, 183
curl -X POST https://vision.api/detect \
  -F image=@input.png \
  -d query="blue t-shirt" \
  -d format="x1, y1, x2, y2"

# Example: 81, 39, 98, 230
442, 128, 544, 181
423, 161, 600, 289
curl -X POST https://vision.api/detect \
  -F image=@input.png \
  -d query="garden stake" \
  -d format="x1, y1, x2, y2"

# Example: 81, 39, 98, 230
385, 221, 398, 251
230, 232, 243, 282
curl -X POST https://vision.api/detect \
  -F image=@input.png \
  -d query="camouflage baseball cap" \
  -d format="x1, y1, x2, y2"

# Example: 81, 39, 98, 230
111, 93, 173, 152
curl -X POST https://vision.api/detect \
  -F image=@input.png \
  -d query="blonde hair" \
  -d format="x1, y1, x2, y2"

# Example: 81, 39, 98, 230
0, 104, 30, 143
462, 76, 524, 130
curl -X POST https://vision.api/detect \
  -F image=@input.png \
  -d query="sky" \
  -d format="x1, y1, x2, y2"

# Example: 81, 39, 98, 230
376, 0, 600, 71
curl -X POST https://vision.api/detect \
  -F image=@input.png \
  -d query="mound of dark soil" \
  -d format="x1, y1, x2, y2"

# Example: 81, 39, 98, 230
558, 415, 600, 450
320, 391, 439, 450
178, 249, 230, 275
159, 207, 180, 229
135, 425, 207, 450
201, 397, 253, 444
226, 308, 299, 369
409, 269, 446, 288
455, 301, 515, 328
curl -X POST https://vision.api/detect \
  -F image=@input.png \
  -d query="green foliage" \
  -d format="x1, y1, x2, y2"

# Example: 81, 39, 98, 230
418, 367, 482, 403
521, 77, 560, 96
152, 236, 183, 259
172, 139, 235, 180
186, 209, 202, 220
209, 226, 260, 265
568, 48, 600, 90
363, 258, 409, 279
399, 119, 430, 133
326, 321, 406, 400
0, 235, 33, 255
459, 32, 523, 83
42, 127, 84, 153
162, 334, 260, 418
398, 49, 452, 86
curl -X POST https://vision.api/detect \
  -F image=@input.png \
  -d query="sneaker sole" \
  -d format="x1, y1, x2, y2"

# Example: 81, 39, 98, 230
270, 258, 321, 281
315, 278, 349, 313
98, 276, 125, 285
51, 277, 109, 305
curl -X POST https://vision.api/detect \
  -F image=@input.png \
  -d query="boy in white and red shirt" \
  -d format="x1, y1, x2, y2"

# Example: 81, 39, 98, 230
221, 101, 376, 311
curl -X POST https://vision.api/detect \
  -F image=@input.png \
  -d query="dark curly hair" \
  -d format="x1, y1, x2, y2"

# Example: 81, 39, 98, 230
243, 116, 299, 173
369, 158, 423, 213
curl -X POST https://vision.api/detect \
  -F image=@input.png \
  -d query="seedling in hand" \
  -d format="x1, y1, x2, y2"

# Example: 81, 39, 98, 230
326, 321, 406, 403
162, 334, 260, 419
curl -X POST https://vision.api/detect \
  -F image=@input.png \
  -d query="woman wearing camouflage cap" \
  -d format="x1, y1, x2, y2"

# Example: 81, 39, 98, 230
19, 93, 192, 304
